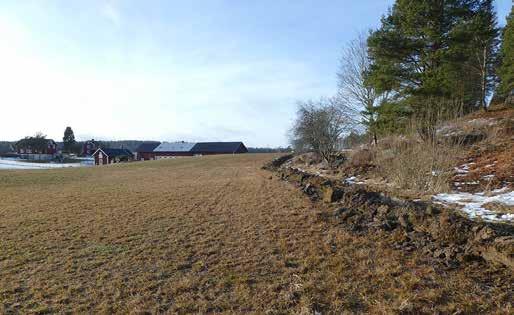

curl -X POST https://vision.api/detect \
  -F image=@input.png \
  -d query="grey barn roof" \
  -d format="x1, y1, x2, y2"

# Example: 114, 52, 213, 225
154, 142, 196, 152
137, 141, 248, 154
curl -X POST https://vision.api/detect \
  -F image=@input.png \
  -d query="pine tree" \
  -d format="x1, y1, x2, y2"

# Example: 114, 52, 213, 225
366, 0, 500, 137
498, 7, 514, 98
63, 127, 76, 153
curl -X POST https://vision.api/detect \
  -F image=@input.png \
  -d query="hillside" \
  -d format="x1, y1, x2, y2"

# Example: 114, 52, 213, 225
0, 154, 512, 313
285, 105, 514, 224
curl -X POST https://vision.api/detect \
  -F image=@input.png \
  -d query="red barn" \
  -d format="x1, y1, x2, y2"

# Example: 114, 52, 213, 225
135, 142, 161, 161
136, 141, 248, 160
152, 142, 197, 159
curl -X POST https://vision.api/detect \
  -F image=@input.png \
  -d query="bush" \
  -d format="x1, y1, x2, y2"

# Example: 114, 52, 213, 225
349, 149, 375, 169
374, 137, 459, 194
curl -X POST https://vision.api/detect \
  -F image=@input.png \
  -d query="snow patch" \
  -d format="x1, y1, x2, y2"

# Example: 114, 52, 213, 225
0, 158, 91, 170
454, 162, 475, 174
454, 181, 480, 186
343, 176, 365, 185
344, 176, 357, 184
433, 188, 514, 222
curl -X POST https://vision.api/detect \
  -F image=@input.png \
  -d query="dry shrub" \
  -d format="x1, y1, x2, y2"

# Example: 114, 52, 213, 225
292, 152, 322, 166
348, 148, 375, 169
378, 135, 417, 151
374, 136, 459, 194
493, 118, 514, 137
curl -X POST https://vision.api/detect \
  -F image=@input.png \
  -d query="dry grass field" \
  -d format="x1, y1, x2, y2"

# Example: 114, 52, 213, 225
0, 154, 512, 314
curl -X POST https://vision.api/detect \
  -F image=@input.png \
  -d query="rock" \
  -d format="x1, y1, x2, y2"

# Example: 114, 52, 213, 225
334, 208, 356, 221
398, 214, 413, 232
425, 205, 439, 216
289, 173, 305, 184
302, 183, 316, 196
321, 185, 343, 203
381, 218, 397, 231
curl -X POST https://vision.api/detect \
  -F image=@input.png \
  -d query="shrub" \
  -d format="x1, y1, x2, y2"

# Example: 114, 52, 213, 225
374, 138, 459, 194
349, 149, 375, 169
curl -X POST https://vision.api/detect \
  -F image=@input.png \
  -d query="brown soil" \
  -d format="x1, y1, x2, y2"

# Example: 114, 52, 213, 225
0, 154, 512, 314
452, 106, 514, 193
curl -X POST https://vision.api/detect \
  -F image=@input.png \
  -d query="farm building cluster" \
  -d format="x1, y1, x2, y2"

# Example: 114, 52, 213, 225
15, 138, 58, 160
6, 135, 247, 166
93, 141, 248, 165
13, 137, 100, 161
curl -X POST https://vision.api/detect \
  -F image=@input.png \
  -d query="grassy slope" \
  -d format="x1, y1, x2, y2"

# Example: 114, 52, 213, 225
0, 154, 511, 313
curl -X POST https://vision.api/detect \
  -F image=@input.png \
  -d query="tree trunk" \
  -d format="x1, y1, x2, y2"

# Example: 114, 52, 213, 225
481, 46, 488, 112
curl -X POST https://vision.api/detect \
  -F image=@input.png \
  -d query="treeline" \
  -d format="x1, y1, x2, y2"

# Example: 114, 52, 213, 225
291, 0, 513, 159
0, 142, 14, 154
247, 147, 292, 153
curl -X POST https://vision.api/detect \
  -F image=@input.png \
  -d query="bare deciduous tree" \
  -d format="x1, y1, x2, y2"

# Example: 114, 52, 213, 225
290, 98, 352, 164
337, 33, 388, 144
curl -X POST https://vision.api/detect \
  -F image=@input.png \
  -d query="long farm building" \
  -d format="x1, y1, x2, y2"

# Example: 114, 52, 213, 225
135, 141, 248, 161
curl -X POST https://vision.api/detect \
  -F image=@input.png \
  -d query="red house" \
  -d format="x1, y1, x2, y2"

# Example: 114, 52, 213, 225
93, 148, 134, 165
16, 137, 58, 160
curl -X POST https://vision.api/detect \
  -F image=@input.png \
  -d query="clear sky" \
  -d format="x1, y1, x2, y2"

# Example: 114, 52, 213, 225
0, 1, 511, 147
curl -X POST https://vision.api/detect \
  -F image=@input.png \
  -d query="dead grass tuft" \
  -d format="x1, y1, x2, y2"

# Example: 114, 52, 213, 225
373, 137, 460, 195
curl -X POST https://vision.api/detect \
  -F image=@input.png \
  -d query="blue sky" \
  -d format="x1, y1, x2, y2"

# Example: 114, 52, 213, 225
0, 1, 511, 147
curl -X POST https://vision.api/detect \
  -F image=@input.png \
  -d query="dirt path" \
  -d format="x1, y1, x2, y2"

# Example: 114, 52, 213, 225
0, 154, 511, 313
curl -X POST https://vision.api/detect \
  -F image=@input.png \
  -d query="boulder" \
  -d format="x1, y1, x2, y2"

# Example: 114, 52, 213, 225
321, 185, 343, 203
398, 214, 413, 232
302, 183, 316, 196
